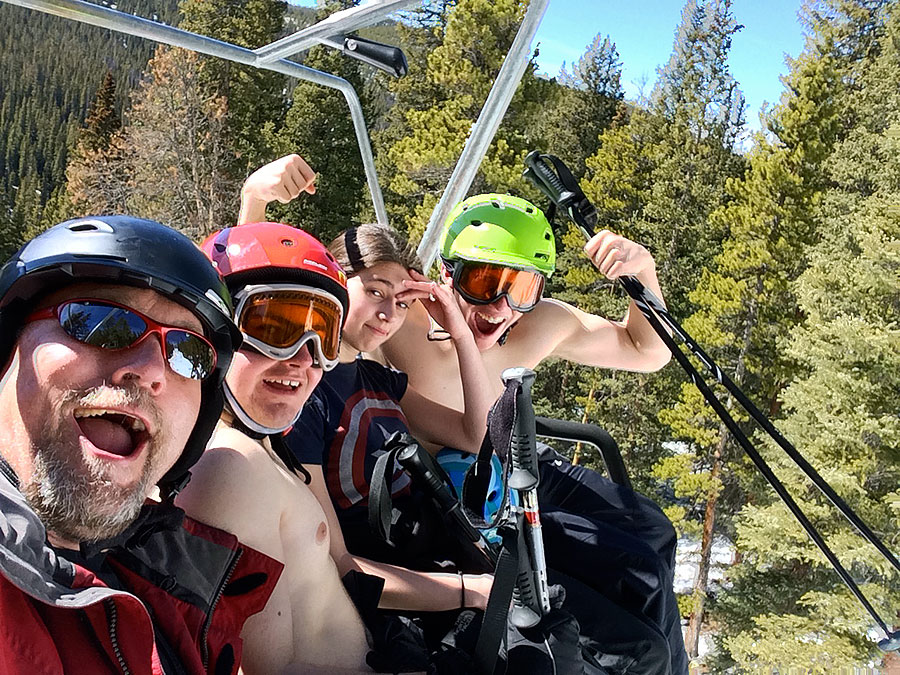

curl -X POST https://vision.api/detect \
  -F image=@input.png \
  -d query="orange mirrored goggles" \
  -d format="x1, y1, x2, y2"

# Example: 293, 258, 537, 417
233, 285, 344, 370
445, 259, 545, 312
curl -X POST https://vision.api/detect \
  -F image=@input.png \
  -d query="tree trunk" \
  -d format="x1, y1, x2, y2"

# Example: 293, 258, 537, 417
684, 275, 763, 658
572, 385, 595, 466
557, 368, 569, 409
684, 436, 724, 658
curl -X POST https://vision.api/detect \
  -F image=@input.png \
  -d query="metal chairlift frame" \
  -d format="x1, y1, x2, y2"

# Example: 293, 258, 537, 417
2, 0, 550, 269
11, 0, 900, 655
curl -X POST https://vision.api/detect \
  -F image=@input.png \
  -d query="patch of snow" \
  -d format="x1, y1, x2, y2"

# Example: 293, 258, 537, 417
674, 536, 735, 594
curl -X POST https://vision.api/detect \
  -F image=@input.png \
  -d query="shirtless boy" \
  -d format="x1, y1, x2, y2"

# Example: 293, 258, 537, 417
381, 193, 688, 673
238, 157, 688, 672
177, 221, 492, 674
175, 222, 374, 673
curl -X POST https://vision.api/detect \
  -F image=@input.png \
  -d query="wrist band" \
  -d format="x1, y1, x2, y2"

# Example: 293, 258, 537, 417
458, 571, 465, 608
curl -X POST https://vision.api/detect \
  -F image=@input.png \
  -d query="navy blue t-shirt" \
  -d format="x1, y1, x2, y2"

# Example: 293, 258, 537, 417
289, 358, 413, 522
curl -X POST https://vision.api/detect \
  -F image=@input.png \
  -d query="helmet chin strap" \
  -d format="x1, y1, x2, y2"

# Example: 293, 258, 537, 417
223, 381, 300, 437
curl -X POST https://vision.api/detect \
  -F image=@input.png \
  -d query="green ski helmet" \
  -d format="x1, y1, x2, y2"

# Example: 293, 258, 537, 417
440, 194, 556, 277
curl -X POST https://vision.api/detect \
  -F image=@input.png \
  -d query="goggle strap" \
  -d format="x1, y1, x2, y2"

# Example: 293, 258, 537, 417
224, 381, 297, 436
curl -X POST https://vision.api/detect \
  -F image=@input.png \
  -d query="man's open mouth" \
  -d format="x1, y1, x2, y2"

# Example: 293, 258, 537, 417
74, 408, 149, 457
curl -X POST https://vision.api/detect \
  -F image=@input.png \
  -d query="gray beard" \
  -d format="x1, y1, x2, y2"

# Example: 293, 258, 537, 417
22, 385, 164, 544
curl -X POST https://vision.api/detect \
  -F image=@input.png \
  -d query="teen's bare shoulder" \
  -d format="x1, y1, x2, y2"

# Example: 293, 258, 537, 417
206, 426, 295, 489
530, 297, 592, 318
524, 298, 616, 334
504, 298, 613, 363
175, 426, 295, 540
511, 298, 585, 342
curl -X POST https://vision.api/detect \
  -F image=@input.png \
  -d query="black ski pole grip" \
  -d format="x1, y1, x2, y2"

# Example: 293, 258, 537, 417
510, 513, 543, 629
395, 434, 450, 508
524, 151, 573, 205
502, 367, 539, 491
395, 434, 496, 560
523, 151, 596, 240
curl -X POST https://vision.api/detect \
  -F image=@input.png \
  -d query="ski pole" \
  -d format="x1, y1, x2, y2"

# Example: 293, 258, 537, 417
393, 433, 498, 566
524, 148, 900, 578
522, 150, 900, 650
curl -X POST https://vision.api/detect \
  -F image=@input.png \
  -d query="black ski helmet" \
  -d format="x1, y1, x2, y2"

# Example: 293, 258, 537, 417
0, 216, 242, 497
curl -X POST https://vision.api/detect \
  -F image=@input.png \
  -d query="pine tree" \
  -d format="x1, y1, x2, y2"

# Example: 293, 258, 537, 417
79, 71, 121, 154
121, 46, 237, 240
63, 69, 127, 220
645, 0, 745, 302
383, 0, 549, 241
706, 1, 899, 667
1, 171, 43, 259
55, 0, 290, 237
537, 34, 624, 180
63, 132, 132, 220
542, 0, 747, 498
0, 0, 178, 249
657, 11, 859, 656
177, 0, 288, 175
371, 0, 461, 233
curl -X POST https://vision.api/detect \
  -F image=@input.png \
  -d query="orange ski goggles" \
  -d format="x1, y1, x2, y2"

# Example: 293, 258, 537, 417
233, 284, 344, 370
444, 259, 545, 312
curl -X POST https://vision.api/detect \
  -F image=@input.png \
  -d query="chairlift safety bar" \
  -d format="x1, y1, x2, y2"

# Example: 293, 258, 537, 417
1, 0, 413, 227
416, 0, 550, 269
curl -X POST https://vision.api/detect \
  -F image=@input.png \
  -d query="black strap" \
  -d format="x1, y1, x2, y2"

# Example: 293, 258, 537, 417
269, 433, 311, 484
473, 524, 519, 675
223, 410, 311, 484
460, 433, 498, 529
368, 443, 404, 545
462, 380, 517, 529
463, 379, 541, 674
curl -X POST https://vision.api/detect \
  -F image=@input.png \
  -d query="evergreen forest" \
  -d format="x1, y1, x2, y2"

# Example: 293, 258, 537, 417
1, 0, 898, 670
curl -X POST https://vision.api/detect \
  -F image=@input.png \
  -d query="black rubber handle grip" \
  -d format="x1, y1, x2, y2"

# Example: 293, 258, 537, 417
343, 35, 408, 78
396, 436, 496, 561
503, 368, 539, 492
522, 151, 596, 239
524, 150, 571, 204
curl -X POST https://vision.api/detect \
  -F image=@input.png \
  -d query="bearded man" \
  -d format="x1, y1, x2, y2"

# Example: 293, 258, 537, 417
0, 216, 281, 675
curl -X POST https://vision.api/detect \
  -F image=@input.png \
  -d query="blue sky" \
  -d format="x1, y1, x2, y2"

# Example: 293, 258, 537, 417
532, 0, 807, 130
293, 0, 808, 131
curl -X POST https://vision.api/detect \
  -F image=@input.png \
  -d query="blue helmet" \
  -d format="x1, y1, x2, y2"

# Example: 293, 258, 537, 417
435, 449, 518, 544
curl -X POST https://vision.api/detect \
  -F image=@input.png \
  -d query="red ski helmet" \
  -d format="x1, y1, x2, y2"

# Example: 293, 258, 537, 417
200, 222, 349, 434
201, 222, 348, 318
